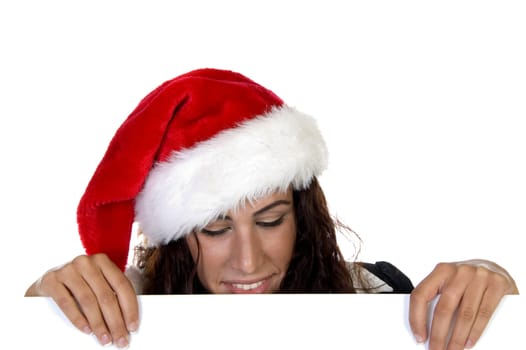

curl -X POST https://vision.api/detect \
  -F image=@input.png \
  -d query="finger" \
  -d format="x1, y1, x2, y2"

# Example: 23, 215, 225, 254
409, 264, 448, 343
427, 268, 472, 350
72, 256, 130, 348
445, 268, 487, 350
409, 288, 432, 343
94, 254, 140, 333
60, 261, 114, 346
40, 275, 92, 335
464, 275, 508, 349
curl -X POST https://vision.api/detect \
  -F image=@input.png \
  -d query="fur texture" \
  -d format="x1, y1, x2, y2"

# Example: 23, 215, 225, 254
135, 105, 328, 244
77, 68, 326, 271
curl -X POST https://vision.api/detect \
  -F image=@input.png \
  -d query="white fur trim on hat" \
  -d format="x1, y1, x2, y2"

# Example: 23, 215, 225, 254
135, 105, 328, 245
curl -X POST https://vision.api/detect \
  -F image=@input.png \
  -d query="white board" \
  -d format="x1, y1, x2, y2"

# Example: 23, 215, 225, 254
7, 294, 524, 349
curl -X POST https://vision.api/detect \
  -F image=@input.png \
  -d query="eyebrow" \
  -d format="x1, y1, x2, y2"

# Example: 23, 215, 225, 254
220, 200, 292, 220
253, 200, 291, 216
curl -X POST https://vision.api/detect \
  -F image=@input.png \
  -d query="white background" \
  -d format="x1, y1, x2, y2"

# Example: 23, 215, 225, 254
1, 1, 525, 301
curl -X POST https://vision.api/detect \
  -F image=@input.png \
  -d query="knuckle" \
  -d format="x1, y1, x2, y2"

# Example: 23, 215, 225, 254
434, 262, 450, 272
458, 264, 475, 276
433, 262, 458, 278
477, 306, 494, 320
113, 275, 133, 292
55, 263, 76, 279
410, 285, 428, 301
98, 290, 118, 306
39, 271, 58, 290
493, 272, 507, 284
455, 264, 476, 281
475, 265, 490, 278
434, 303, 453, 318
433, 294, 460, 316
440, 287, 462, 302
460, 306, 476, 322
490, 272, 508, 289
76, 291, 97, 308
54, 294, 74, 312
92, 253, 110, 264
72, 255, 90, 267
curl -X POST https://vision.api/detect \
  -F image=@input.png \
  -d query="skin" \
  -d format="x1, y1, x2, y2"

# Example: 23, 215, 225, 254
25, 190, 519, 349
409, 260, 518, 350
185, 190, 296, 294
25, 253, 138, 348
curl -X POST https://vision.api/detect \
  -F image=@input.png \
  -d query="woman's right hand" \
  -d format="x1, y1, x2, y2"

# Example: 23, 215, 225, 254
25, 253, 139, 348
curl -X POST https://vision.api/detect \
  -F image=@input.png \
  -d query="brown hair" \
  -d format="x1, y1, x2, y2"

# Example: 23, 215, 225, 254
134, 178, 358, 293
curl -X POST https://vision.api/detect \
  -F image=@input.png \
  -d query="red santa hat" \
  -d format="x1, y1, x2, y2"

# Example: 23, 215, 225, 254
77, 68, 328, 271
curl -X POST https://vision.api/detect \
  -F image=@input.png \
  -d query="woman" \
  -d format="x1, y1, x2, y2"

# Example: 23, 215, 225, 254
26, 68, 518, 349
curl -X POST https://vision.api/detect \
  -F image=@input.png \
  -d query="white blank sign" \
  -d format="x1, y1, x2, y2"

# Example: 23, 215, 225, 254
9, 294, 525, 349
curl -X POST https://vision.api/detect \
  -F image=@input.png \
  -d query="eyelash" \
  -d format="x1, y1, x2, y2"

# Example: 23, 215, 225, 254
201, 227, 229, 236
201, 216, 285, 236
258, 216, 284, 228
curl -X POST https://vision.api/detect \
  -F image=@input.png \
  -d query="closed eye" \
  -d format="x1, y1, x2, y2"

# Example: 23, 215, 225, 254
257, 216, 285, 228
201, 215, 286, 236
201, 227, 230, 236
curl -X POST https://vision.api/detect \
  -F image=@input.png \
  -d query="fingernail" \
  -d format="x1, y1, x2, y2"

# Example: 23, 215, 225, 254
465, 339, 474, 349
128, 321, 139, 333
100, 333, 112, 346
82, 326, 92, 335
116, 335, 129, 349
415, 334, 424, 343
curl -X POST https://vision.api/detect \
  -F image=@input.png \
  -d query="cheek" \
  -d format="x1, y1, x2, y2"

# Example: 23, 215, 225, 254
268, 220, 297, 266
190, 236, 231, 287
185, 235, 199, 263
198, 239, 231, 270
185, 235, 211, 288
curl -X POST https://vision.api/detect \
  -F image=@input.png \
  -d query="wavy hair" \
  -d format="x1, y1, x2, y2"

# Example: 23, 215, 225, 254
134, 178, 359, 293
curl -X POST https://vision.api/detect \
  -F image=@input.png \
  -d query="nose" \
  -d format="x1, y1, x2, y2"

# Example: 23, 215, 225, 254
229, 225, 264, 274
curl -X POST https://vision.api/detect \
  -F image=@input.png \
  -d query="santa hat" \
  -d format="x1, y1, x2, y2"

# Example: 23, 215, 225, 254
77, 68, 328, 271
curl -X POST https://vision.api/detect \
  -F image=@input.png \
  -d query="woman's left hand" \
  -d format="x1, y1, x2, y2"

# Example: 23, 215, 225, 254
409, 259, 519, 350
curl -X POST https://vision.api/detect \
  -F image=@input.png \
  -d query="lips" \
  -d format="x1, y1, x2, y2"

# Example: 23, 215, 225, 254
231, 280, 265, 290
223, 276, 273, 294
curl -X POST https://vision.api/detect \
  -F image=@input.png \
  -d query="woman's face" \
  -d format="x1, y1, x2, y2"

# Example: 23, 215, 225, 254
185, 189, 296, 293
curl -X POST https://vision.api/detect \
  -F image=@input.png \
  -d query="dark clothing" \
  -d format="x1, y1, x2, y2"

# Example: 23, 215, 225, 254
359, 261, 415, 293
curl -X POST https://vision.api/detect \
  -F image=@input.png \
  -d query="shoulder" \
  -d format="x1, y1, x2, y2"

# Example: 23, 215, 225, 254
348, 261, 414, 293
